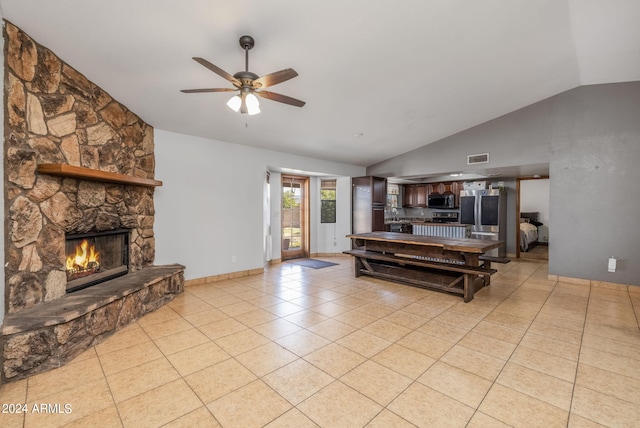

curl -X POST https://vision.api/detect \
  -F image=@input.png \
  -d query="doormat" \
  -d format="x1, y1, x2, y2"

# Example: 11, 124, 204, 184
285, 259, 338, 269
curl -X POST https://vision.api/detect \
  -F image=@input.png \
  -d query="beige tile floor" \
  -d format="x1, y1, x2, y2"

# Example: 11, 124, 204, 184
2, 256, 640, 427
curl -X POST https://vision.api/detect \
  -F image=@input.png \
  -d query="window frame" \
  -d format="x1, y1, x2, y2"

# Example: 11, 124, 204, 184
320, 179, 337, 224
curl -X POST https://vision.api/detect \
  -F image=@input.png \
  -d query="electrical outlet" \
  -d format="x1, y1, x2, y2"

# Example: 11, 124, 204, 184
333, 241, 337, 247
608, 257, 616, 272
231, 255, 237, 263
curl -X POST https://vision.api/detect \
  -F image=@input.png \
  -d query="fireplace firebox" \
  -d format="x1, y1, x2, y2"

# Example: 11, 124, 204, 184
65, 229, 130, 293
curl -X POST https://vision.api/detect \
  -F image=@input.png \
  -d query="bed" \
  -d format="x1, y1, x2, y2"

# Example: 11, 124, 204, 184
520, 212, 542, 252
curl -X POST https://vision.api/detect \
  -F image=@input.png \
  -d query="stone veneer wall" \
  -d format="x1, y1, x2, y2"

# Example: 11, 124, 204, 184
1, 22, 186, 383
4, 21, 156, 315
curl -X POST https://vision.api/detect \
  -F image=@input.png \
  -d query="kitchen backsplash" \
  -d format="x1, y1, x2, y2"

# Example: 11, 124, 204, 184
385, 207, 459, 221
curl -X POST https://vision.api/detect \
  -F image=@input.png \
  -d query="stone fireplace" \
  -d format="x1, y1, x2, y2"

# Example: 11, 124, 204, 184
1, 21, 184, 382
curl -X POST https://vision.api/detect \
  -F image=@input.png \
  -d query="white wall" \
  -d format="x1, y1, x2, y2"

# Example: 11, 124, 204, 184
520, 179, 550, 242
154, 130, 364, 280
315, 176, 353, 254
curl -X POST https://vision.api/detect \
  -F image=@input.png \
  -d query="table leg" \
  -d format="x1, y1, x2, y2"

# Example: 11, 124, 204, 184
354, 257, 363, 277
463, 253, 481, 301
483, 260, 492, 286
463, 273, 474, 302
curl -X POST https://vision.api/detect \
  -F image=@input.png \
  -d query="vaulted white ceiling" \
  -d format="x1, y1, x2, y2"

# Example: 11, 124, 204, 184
2, 0, 639, 167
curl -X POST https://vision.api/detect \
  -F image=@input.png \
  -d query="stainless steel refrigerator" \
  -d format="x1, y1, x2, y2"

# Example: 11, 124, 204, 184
459, 188, 506, 257
352, 176, 386, 235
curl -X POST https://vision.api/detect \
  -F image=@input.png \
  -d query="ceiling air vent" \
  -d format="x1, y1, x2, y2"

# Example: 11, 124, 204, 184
467, 153, 489, 165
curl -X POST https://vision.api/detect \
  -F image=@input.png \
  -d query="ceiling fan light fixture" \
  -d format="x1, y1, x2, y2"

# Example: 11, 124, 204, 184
245, 92, 260, 115
226, 95, 242, 112
182, 35, 304, 112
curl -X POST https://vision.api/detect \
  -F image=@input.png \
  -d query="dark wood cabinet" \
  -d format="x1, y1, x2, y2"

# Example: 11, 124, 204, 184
372, 206, 385, 232
371, 177, 386, 205
428, 183, 442, 195
402, 184, 427, 207
415, 185, 427, 207
385, 223, 412, 233
402, 185, 413, 207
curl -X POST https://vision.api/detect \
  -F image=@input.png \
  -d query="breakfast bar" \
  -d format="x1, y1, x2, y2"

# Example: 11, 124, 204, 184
344, 232, 503, 302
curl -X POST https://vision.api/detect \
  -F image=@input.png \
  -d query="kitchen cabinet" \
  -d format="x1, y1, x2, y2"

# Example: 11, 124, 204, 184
352, 176, 387, 234
403, 181, 465, 208
427, 180, 463, 207
373, 179, 386, 205
386, 183, 400, 208
402, 184, 427, 207
428, 181, 461, 195
386, 223, 413, 233
403, 186, 414, 207
372, 206, 385, 232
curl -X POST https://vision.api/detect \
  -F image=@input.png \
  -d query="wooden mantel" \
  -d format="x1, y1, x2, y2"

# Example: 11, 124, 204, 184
37, 164, 163, 187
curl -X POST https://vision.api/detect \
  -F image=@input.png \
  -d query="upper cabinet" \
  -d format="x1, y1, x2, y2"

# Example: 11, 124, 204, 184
387, 183, 400, 208
372, 176, 386, 205
403, 180, 464, 208
402, 184, 427, 207
429, 181, 460, 196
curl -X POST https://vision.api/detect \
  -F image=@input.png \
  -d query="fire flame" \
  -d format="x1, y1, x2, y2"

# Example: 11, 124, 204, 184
66, 239, 100, 271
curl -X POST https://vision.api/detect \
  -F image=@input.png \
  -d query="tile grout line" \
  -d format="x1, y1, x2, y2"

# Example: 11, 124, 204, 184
565, 279, 592, 427
144, 303, 230, 427
95, 348, 126, 427
466, 262, 560, 426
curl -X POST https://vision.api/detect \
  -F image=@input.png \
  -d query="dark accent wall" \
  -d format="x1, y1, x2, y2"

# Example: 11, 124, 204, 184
368, 82, 640, 286
548, 83, 640, 284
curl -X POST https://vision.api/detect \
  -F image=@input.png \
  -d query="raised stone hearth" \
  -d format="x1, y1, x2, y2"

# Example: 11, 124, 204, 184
2, 22, 184, 382
2, 265, 184, 381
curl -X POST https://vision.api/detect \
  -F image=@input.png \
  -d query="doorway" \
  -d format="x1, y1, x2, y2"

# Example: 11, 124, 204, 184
281, 175, 309, 260
516, 177, 549, 260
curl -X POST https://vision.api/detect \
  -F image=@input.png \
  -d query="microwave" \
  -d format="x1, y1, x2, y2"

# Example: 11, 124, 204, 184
427, 193, 455, 209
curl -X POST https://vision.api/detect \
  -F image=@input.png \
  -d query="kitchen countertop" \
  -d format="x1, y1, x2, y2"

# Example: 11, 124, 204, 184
410, 222, 467, 226
385, 219, 466, 225
385, 218, 427, 224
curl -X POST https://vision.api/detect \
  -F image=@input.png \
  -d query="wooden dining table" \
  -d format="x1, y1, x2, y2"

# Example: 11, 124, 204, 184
344, 232, 504, 302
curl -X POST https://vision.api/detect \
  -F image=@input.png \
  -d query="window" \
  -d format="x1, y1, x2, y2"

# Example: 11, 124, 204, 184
320, 179, 336, 223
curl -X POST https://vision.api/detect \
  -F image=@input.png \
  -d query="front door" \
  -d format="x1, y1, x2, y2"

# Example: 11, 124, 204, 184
281, 175, 309, 260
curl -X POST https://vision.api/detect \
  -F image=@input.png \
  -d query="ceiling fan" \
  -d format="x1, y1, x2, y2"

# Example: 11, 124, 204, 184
181, 35, 305, 115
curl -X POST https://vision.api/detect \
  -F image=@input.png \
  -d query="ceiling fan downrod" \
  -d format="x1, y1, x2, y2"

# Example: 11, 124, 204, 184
239, 35, 254, 72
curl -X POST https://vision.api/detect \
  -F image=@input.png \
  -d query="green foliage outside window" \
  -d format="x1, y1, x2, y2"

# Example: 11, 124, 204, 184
282, 190, 299, 208
320, 180, 336, 223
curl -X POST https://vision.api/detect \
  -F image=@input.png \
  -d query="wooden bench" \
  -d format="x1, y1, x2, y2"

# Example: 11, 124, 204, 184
344, 249, 497, 302
479, 255, 511, 264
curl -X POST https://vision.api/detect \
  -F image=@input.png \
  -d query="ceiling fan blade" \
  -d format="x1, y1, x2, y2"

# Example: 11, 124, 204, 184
192, 57, 241, 86
180, 88, 237, 93
252, 69, 298, 88
257, 90, 305, 107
